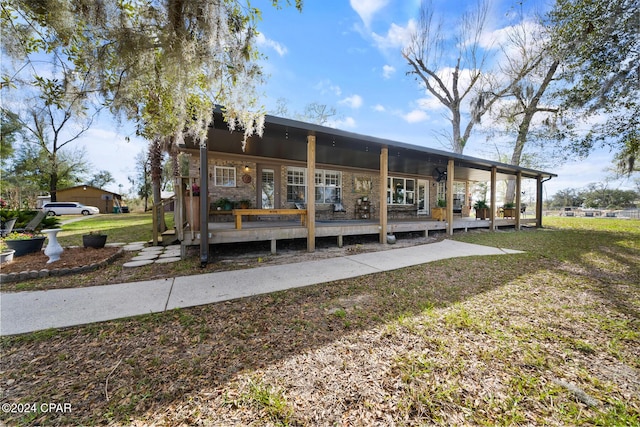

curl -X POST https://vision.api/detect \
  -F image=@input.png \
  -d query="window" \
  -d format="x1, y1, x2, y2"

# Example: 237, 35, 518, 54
287, 167, 306, 202
436, 181, 467, 211
214, 166, 236, 187
287, 167, 342, 203
387, 177, 415, 205
437, 181, 446, 204
315, 170, 342, 203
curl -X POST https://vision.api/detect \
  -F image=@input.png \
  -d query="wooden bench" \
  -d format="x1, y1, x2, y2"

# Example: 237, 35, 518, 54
231, 209, 307, 230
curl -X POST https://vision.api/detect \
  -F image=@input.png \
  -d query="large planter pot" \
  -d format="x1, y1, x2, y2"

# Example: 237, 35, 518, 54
43, 228, 63, 263
432, 207, 446, 221
503, 208, 517, 218
476, 208, 490, 220
83, 234, 107, 249
0, 249, 15, 263
5, 237, 46, 257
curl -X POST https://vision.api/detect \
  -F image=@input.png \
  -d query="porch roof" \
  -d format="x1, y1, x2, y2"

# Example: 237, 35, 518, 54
193, 111, 557, 182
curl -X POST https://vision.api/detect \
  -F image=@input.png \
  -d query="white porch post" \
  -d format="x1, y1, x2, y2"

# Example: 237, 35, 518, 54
379, 147, 388, 243
490, 166, 497, 231
307, 134, 316, 252
446, 158, 454, 236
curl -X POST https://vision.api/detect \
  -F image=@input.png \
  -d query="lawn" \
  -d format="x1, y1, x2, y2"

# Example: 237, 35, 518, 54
1, 217, 638, 426
54, 212, 170, 247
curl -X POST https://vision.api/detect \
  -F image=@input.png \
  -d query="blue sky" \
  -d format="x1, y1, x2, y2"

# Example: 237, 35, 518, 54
74, 0, 634, 197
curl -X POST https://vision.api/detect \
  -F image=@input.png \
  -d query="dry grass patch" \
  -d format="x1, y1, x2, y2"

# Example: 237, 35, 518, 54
1, 219, 638, 426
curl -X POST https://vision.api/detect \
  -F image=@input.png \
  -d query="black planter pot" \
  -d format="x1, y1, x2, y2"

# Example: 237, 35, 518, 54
5, 237, 46, 257
82, 234, 107, 248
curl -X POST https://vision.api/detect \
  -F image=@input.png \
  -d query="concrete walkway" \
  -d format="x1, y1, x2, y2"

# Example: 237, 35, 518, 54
0, 240, 523, 336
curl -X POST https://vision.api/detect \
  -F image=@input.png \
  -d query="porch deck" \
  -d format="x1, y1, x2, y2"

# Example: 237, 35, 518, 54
181, 216, 536, 251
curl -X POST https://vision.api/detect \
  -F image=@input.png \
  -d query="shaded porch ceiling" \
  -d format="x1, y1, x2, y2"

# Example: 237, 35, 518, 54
186, 112, 557, 183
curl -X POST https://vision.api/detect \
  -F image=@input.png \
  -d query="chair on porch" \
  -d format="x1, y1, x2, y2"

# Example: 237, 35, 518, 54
332, 202, 347, 218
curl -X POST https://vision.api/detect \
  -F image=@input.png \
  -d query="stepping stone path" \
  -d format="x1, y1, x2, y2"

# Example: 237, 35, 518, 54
121, 243, 182, 268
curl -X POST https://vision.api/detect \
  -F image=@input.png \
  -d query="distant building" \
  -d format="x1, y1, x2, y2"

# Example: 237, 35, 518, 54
54, 185, 123, 214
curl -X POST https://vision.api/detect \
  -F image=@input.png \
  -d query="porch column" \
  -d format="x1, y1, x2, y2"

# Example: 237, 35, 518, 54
379, 147, 388, 243
536, 175, 543, 228
490, 166, 497, 231
515, 171, 522, 230
199, 141, 209, 267
446, 158, 454, 235
307, 134, 316, 252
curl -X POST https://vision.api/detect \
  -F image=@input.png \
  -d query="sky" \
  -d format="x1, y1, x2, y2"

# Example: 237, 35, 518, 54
63, 0, 635, 198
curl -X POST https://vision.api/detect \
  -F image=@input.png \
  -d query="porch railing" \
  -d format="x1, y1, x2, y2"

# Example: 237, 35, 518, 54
151, 195, 176, 246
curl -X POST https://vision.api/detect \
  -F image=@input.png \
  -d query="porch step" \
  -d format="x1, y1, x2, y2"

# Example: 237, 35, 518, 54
147, 229, 179, 246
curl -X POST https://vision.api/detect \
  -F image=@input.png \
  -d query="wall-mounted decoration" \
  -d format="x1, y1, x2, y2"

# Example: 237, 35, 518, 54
242, 174, 252, 184
354, 176, 372, 193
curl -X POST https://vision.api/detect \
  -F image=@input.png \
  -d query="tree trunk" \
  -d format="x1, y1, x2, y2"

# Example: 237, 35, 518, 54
149, 138, 166, 233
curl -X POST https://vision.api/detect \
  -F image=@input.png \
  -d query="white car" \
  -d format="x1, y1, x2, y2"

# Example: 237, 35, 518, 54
42, 202, 100, 216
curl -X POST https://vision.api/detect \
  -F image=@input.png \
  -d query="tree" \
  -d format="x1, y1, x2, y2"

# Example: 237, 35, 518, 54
271, 98, 341, 125
402, 0, 539, 154
549, 0, 639, 175
485, 17, 568, 204
581, 183, 638, 209
0, 108, 20, 163
88, 170, 115, 189
2, 1, 103, 201
546, 188, 584, 208
130, 151, 152, 212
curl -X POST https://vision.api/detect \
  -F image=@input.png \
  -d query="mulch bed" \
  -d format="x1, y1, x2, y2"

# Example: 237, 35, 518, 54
0, 247, 122, 278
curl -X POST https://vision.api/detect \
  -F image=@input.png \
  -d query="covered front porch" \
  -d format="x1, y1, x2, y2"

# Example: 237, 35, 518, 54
179, 215, 534, 254
168, 110, 555, 262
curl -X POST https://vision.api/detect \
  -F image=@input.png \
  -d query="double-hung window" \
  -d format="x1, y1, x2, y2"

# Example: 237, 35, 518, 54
214, 166, 236, 187
387, 177, 415, 205
287, 167, 343, 204
286, 167, 306, 202
315, 170, 342, 203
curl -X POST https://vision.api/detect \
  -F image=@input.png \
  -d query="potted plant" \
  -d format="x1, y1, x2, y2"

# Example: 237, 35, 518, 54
3, 231, 46, 257
474, 200, 490, 220
237, 199, 251, 209
82, 231, 108, 248
503, 202, 516, 218
0, 248, 15, 264
432, 199, 446, 221
215, 197, 233, 211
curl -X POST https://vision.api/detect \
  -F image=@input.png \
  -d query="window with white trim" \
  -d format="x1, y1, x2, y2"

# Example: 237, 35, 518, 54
286, 167, 306, 202
315, 170, 342, 203
437, 181, 446, 204
387, 177, 415, 205
214, 166, 236, 187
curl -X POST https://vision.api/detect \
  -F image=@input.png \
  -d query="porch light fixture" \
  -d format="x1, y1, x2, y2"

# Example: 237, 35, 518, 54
244, 165, 250, 172
83, 185, 87, 190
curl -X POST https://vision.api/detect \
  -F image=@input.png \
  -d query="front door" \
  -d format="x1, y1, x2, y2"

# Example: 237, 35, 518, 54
259, 167, 276, 209
417, 180, 429, 216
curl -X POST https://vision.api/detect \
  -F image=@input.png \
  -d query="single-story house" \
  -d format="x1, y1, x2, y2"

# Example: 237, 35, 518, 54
54, 185, 123, 214
170, 110, 556, 262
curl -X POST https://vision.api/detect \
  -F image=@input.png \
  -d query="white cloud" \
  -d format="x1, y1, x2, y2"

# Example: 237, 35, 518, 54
339, 94, 363, 109
382, 64, 396, 79
255, 33, 288, 57
416, 96, 446, 112
350, 0, 390, 28
403, 109, 429, 123
326, 117, 357, 129
373, 104, 386, 112
314, 79, 342, 96
371, 19, 416, 51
